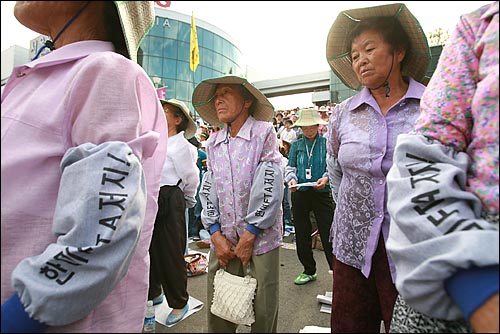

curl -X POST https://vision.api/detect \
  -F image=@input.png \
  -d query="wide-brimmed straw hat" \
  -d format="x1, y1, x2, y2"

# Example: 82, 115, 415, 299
325, 3, 430, 90
160, 98, 197, 139
192, 75, 274, 126
113, 1, 155, 63
291, 108, 328, 128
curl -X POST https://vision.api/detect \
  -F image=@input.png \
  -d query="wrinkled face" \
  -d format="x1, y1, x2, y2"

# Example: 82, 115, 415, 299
213, 84, 250, 124
301, 125, 318, 141
350, 29, 404, 89
163, 104, 181, 135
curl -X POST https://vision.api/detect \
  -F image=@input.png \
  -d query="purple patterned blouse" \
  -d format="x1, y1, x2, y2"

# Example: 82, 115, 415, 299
202, 116, 283, 255
327, 78, 425, 279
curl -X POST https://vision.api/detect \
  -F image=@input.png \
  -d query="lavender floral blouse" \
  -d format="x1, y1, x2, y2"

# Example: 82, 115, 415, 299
200, 116, 283, 255
327, 78, 425, 279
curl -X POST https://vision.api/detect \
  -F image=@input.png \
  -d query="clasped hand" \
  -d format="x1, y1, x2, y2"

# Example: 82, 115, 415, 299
211, 230, 255, 267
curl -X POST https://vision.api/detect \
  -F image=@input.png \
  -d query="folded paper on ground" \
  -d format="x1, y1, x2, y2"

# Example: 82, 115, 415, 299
154, 295, 204, 327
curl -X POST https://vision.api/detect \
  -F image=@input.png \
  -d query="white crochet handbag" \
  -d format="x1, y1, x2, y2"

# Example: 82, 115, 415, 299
211, 267, 257, 325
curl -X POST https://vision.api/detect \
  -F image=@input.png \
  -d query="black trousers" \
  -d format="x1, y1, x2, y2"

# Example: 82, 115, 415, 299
148, 185, 188, 309
291, 190, 335, 274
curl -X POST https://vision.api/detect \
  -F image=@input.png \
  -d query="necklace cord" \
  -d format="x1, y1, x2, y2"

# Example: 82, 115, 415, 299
32, 1, 91, 60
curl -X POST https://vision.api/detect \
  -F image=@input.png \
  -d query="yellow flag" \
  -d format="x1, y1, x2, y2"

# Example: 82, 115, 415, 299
190, 12, 200, 72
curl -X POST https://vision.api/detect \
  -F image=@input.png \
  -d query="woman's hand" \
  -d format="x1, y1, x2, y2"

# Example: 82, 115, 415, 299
211, 231, 236, 266
313, 177, 329, 190
288, 179, 298, 193
470, 292, 499, 333
234, 230, 256, 267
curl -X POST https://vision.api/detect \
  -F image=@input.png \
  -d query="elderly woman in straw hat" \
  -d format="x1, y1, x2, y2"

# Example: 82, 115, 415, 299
147, 99, 198, 325
193, 75, 283, 333
285, 108, 335, 285
324, 3, 430, 332
1, 2, 168, 332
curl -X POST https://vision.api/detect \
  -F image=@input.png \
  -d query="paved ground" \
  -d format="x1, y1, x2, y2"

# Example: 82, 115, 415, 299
153, 233, 333, 333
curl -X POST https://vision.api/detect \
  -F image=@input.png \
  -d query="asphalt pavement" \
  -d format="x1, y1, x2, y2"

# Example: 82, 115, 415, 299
154, 233, 333, 333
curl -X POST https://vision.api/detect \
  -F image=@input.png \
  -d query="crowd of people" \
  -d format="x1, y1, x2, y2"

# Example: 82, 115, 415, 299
1, 1, 497, 334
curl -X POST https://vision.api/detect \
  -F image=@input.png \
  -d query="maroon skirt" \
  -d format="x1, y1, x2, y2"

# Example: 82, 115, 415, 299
330, 235, 398, 333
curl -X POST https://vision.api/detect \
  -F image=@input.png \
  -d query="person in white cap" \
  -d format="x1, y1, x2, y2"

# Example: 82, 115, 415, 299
1, 2, 167, 332
285, 108, 335, 285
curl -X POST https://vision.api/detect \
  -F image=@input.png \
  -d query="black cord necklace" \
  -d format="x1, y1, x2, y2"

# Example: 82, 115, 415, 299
370, 52, 395, 97
31, 1, 91, 61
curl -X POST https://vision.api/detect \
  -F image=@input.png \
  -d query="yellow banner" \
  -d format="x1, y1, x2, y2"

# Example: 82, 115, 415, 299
190, 12, 200, 72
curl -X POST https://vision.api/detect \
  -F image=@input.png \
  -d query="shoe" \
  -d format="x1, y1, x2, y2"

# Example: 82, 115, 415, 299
294, 273, 317, 285
165, 303, 189, 326
199, 229, 210, 241
152, 293, 164, 306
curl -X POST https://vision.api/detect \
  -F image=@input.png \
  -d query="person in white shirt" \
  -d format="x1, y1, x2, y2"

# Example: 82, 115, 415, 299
148, 99, 199, 326
279, 118, 297, 143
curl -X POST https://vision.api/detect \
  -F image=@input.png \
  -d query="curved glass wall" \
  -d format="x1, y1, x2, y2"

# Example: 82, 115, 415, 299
139, 10, 245, 118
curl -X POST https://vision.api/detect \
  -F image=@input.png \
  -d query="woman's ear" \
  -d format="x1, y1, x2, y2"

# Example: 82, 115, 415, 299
395, 47, 406, 64
174, 115, 183, 126
244, 99, 253, 109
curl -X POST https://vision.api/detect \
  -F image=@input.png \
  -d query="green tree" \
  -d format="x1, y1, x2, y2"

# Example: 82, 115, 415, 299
427, 27, 451, 47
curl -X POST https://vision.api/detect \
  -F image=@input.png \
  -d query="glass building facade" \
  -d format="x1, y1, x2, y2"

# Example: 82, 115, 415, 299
140, 7, 246, 117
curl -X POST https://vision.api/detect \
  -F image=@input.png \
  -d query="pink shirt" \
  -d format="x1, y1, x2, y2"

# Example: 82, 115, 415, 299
415, 1, 499, 213
1, 41, 168, 332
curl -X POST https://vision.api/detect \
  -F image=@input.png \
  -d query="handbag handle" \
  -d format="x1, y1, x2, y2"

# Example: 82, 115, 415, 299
220, 263, 252, 279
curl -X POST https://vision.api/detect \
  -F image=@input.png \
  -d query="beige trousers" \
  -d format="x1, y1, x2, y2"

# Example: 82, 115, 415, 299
207, 247, 280, 333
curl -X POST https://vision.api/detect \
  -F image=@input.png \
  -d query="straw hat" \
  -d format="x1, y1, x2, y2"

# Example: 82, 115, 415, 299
291, 108, 328, 128
192, 75, 274, 126
160, 99, 197, 139
325, 3, 430, 90
113, 1, 155, 63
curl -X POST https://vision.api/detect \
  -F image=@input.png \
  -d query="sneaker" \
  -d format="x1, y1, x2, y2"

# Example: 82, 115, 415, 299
152, 293, 164, 306
294, 273, 317, 285
199, 229, 210, 241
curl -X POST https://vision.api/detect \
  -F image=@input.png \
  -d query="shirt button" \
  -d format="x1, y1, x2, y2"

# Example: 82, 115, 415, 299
379, 180, 383, 185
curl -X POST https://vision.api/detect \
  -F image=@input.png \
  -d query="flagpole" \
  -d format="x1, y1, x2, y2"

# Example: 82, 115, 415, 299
190, 11, 200, 121
192, 68, 198, 121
